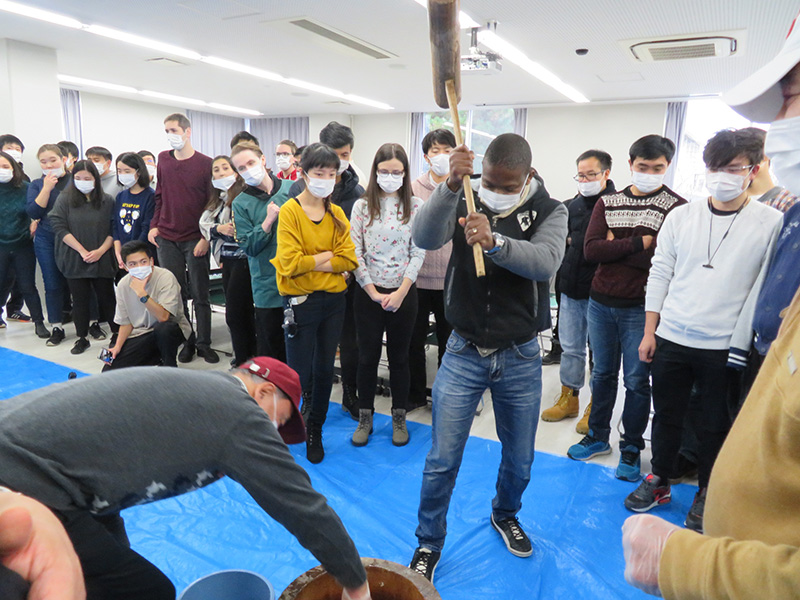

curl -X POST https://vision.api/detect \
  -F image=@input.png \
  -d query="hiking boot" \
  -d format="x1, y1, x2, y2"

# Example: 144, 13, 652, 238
196, 345, 219, 364
34, 321, 50, 339
491, 514, 533, 557
178, 342, 195, 363
575, 400, 592, 435
409, 547, 441, 583
306, 425, 324, 464
541, 385, 579, 421
625, 474, 671, 512
541, 340, 562, 365
669, 453, 698, 484
685, 487, 707, 533
567, 431, 611, 461
616, 445, 642, 482
70, 337, 90, 355
391, 408, 409, 446
88, 321, 107, 340
46, 326, 65, 346
351, 409, 373, 447
341, 384, 359, 421
7, 310, 30, 322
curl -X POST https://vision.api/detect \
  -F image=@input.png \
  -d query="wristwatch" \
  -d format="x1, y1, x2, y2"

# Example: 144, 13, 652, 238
485, 233, 506, 255
140, 294, 150, 304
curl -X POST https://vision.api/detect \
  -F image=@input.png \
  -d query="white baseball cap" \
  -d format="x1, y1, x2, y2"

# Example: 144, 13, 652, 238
724, 14, 800, 122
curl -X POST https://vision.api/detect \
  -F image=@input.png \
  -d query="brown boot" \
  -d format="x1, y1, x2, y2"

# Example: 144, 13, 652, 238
575, 400, 592, 434
541, 386, 579, 421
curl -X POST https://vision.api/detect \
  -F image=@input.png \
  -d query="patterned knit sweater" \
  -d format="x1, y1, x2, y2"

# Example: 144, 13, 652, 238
411, 173, 452, 290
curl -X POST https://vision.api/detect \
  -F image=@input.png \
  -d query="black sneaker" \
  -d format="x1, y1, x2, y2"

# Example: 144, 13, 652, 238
46, 326, 65, 346
34, 321, 50, 339
0, 316, 5, 328
306, 426, 324, 464
88, 322, 107, 340
684, 487, 707, 533
541, 344, 562, 365
109, 332, 118, 348
7, 310, 31, 322
490, 514, 532, 557
178, 343, 195, 363
196, 346, 219, 364
624, 474, 671, 512
341, 384, 359, 421
409, 547, 441, 583
70, 337, 90, 355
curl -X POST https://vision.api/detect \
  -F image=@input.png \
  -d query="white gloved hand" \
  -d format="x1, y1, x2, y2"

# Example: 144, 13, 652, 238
622, 514, 681, 597
342, 582, 371, 600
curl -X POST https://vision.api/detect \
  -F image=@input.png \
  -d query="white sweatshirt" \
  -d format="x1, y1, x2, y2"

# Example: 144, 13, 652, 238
645, 199, 782, 364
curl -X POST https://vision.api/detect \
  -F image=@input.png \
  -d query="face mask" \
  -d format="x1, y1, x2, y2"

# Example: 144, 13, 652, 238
377, 173, 404, 194
337, 160, 349, 175
765, 115, 800, 195
577, 179, 604, 197
64, 157, 75, 170
5, 149, 22, 163
705, 170, 749, 203
74, 179, 94, 194
43, 166, 65, 178
146, 164, 157, 179
93, 161, 108, 176
306, 176, 336, 199
269, 391, 280, 429
276, 155, 292, 171
119, 173, 137, 189
630, 171, 664, 194
128, 265, 152, 280
243, 163, 266, 187
428, 153, 450, 177
479, 185, 525, 212
167, 133, 185, 150
0, 168, 13, 183
212, 174, 236, 191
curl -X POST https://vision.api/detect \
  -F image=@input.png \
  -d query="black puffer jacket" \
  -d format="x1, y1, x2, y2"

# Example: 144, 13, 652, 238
558, 180, 616, 300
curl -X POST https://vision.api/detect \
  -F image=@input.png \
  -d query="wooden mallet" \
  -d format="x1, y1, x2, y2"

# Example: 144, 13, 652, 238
428, 0, 486, 277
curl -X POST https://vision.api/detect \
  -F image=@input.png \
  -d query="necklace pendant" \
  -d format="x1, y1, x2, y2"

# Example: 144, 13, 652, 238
702, 263, 714, 269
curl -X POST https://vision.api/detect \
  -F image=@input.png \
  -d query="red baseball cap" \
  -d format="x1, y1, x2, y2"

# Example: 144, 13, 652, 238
238, 357, 306, 444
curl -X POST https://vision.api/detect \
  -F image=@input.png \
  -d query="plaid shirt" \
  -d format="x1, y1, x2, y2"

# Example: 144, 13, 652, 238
760, 186, 799, 214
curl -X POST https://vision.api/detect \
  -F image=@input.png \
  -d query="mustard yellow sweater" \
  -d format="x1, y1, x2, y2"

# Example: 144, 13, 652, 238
659, 288, 800, 598
271, 198, 358, 296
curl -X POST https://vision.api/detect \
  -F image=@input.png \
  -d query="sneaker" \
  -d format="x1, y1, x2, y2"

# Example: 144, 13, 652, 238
351, 409, 373, 447
196, 346, 219, 364
0, 316, 5, 328
46, 326, 65, 346
684, 487, 707, 533
567, 432, 612, 461
669, 453, 698, 484
391, 408, 409, 446
490, 514, 533, 557
541, 385, 579, 421
88, 322, 107, 340
109, 332, 118, 348
616, 445, 642, 482
7, 310, 30, 322
541, 342, 562, 366
624, 474, 671, 512
341, 384, 359, 421
70, 337, 90, 355
575, 400, 592, 435
409, 547, 441, 583
178, 342, 195, 363
306, 425, 324, 464
34, 321, 50, 339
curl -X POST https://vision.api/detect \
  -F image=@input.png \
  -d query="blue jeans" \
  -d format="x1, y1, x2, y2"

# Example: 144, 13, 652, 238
586, 299, 651, 450
33, 232, 68, 324
558, 294, 590, 390
416, 331, 542, 552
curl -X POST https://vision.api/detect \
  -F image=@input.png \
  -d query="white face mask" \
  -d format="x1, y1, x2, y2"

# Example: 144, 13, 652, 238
74, 179, 94, 194
630, 171, 664, 194
0, 168, 13, 183
5, 149, 22, 163
128, 265, 152, 280
705, 170, 749, 203
269, 391, 280, 429
577, 179, 604, 197
212, 174, 237, 191
242, 163, 266, 187
276, 155, 292, 171
306, 176, 336, 199
765, 115, 800, 195
43, 166, 65, 178
93, 161, 108, 176
428, 153, 450, 177
479, 184, 525, 213
119, 173, 137, 189
167, 133, 186, 150
337, 160, 349, 175
376, 173, 404, 194
146, 164, 157, 179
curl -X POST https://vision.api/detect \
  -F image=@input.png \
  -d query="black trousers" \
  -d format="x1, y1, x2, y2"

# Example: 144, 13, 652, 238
338, 279, 359, 387
67, 278, 118, 339
354, 283, 418, 411
650, 336, 733, 488
221, 257, 257, 364
103, 322, 185, 371
255, 306, 286, 362
0, 245, 45, 322
408, 287, 451, 406
157, 237, 210, 348
57, 511, 175, 600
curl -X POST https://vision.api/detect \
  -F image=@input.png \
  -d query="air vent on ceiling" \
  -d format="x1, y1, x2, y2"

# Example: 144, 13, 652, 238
145, 57, 189, 67
288, 18, 396, 60
630, 36, 737, 62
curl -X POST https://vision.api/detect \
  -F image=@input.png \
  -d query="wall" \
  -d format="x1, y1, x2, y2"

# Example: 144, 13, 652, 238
525, 102, 668, 201
351, 112, 411, 176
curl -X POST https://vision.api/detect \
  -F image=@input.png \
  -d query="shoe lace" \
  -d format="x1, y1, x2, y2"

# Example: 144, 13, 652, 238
577, 435, 599, 448
504, 518, 525, 541
392, 412, 407, 431
621, 450, 639, 466
307, 428, 321, 446
412, 550, 431, 575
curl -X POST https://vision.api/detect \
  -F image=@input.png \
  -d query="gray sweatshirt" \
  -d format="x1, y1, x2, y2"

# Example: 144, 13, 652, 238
0, 368, 366, 588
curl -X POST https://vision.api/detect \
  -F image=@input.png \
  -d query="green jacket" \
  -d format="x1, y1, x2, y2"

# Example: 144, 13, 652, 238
0, 180, 31, 249
232, 175, 292, 308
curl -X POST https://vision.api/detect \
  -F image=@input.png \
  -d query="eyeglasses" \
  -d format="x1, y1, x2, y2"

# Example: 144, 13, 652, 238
573, 172, 604, 182
377, 170, 404, 177
708, 165, 754, 176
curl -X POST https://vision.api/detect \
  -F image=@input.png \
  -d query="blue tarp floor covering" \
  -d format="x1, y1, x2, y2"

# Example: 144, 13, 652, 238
0, 347, 698, 599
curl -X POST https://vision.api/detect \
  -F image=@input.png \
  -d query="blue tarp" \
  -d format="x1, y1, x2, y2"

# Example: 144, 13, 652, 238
0, 347, 698, 599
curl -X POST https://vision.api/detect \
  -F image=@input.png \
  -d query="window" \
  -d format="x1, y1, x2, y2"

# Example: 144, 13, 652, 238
423, 107, 515, 171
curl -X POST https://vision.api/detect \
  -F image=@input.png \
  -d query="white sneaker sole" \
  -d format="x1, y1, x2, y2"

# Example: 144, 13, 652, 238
491, 515, 533, 558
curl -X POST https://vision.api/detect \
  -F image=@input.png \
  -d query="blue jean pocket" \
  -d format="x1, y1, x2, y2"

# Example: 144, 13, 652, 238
513, 336, 541, 361
445, 331, 469, 355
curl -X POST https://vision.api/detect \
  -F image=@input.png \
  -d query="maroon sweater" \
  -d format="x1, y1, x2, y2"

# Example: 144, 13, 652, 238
584, 185, 686, 307
152, 149, 213, 242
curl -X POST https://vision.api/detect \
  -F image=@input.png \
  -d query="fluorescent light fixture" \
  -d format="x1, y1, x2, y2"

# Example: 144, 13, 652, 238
207, 102, 263, 116
58, 74, 138, 94
343, 94, 394, 110
411, 0, 479, 29
84, 25, 202, 61
0, 0, 82, 28
139, 90, 207, 106
200, 56, 285, 82
284, 78, 346, 98
478, 30, 589, 103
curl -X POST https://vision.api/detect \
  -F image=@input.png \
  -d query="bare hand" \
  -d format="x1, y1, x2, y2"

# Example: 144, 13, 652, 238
381, 289, 406, 312
458, 212, 493, 250
606, 229, 615, 241
446, 144, 475, 192
342, 582, 371, 600
622, 514, 680, 597
115, 251, 124, 270
42, 174, 58, 192
30, 220, 38, 238
642, 235, 654, 250
83, 250, 101, 264
217, 222, 235, 237
639, 333, 657, 363
110, 345, 121, 360
147, 228, 160, 248
193, 238, 209, 257
262, 203, 281, 233
129, 276, 147, 297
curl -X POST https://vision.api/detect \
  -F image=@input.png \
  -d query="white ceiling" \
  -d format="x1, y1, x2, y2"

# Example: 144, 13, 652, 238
0, 0, 798, 116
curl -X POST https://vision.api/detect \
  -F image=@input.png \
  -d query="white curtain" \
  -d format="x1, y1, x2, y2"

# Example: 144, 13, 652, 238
247, 117, 309, 170
514, 108, 528, 138
409, 112, 427, 179
59, 88, 84, 155
186, 110, 245, 158
663, 101, 687, 188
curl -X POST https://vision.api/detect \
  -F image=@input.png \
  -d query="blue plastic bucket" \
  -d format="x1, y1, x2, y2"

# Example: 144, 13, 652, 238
178, 570, 275, 600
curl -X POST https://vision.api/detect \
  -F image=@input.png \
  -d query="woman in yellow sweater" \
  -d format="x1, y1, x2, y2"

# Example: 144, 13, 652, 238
272, 143, 358, 464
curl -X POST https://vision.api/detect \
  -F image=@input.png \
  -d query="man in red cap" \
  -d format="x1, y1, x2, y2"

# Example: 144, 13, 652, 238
623, 12, 800, 599
0, 359, 371, 600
